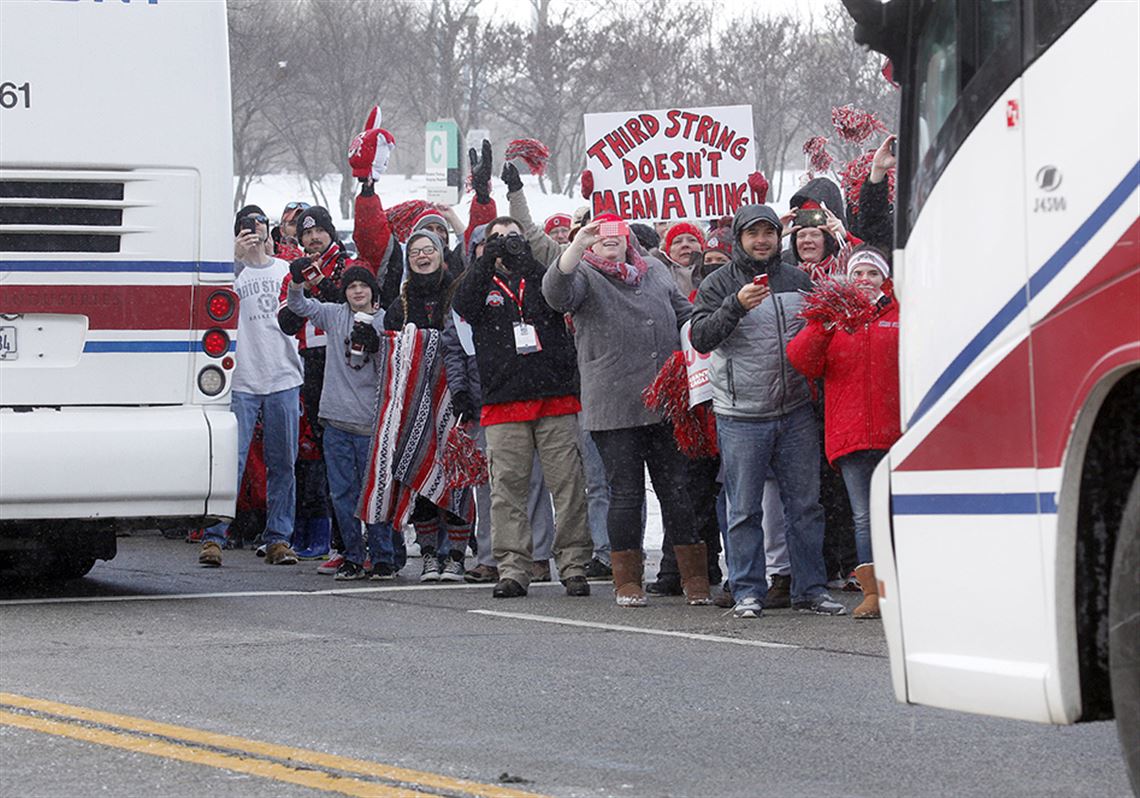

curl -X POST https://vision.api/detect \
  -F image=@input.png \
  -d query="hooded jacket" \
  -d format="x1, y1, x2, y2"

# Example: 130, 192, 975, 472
384, 231, 454, 332
689, 204, 814, 420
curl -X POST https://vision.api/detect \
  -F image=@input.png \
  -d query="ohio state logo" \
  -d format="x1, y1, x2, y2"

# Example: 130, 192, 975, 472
348, 132, 365, 158
486, 290, 504, 307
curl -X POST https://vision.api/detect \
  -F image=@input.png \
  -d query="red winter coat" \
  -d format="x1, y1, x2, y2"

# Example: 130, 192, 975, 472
786, 298, 901, 465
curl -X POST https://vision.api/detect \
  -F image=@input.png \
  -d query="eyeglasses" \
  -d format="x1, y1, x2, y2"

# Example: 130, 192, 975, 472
243, 214, 268, 224
284, 202, 311, 211
408, 245, 437, 257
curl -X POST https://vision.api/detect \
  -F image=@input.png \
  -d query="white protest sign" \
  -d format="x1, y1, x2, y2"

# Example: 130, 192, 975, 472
680, 320, 713, 407
583, 104, 761, 222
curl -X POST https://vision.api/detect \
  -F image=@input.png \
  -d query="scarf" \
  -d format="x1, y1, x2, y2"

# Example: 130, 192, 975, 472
317, 241, 344, 282
582, 246, 649, 287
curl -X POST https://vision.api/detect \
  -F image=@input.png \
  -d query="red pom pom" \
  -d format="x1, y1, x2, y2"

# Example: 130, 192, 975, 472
802, 136, 834, 174
747, 171, 770, 204
798, 278, 877, 333
504, 138, 550, 176
442, 425, 488, 489
642, 352, 719, 458
580, 169, 594, 200
386, 199, 437, 242
838, 151, 896, 215
831, 105, 887, 145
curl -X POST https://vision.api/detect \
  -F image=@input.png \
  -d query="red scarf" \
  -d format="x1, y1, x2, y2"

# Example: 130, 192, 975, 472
582, 246, 649, 287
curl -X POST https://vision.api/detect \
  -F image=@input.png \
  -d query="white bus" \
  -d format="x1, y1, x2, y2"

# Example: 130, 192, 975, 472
0, 0, 238, 578
842, 0, 1139, 788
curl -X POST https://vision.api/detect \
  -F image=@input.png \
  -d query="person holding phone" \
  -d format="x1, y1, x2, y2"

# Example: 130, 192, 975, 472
784, 178, 862, 283
543, 213, 713, 608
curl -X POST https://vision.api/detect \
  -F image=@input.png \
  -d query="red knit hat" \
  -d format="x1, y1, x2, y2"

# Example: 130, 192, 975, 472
703, 228, 733, 257
663, 222, 706, 256
544, 213, 572, 234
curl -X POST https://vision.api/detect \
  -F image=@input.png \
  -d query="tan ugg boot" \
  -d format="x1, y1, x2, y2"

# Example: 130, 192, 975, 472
611, 549, 647, 607
674, 542, 712, 605
853, 563, 881, 619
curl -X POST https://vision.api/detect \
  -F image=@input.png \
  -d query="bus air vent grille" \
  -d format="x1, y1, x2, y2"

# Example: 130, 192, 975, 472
0, 179, 126, 253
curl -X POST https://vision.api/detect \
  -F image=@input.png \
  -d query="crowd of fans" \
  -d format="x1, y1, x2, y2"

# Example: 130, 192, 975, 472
204, 123, 900, 621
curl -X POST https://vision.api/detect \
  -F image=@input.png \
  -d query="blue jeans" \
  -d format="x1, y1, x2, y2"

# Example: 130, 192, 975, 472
716, 405, 827, 604
837, 449, 887, 565
579, 427, 612, 565
206, 387, 300, 547
323, 423, 394, 567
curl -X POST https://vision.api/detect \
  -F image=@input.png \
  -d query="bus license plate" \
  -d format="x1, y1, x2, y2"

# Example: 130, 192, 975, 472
0, 325, 16, 360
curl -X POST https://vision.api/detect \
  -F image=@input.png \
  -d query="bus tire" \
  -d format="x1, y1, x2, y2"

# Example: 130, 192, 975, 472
1109, 470, 1140, 795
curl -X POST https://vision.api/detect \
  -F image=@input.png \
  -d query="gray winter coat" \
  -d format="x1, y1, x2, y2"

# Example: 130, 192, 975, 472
542, 253, 691, 432
690, 205, 814, 420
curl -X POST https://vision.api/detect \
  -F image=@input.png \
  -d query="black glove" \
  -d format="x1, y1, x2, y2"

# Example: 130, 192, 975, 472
479, 234, 506, 265
469, 139, 493, 203
350, 321, 380, 353
358, 177, 375, 196
501, 162, 523, 193
289, 257, 311, 285
451, 390, 476, 423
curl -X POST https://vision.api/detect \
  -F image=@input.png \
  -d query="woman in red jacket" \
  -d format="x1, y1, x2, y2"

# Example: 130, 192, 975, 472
786, 245, 900, 618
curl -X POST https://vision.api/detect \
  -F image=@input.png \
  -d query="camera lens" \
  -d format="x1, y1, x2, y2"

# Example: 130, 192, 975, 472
503, 234, 525, 257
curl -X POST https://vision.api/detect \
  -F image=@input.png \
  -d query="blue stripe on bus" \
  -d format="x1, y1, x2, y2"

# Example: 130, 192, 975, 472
893, 492, 1057, 515
83, 341, 236, 353
1, 261, 233, 274
909, 160, 1140, 427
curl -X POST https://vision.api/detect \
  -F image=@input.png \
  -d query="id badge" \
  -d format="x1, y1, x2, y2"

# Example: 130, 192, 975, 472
513, 322, 542, 354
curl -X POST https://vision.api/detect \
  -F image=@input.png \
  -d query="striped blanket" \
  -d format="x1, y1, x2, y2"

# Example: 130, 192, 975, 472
358, 324, 473, 528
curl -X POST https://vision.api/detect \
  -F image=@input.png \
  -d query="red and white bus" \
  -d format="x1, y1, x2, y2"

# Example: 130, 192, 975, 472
0, 0, 238, 578
844, 0, 1138, 789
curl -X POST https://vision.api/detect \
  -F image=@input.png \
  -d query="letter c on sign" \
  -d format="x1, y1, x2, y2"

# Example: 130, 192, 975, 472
430, 134, 443, 165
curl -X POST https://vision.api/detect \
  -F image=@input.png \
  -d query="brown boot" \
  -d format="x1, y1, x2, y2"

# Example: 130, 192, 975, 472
674, 542, 711, 606
611, 549, 647, 607
853, 563, 881, 619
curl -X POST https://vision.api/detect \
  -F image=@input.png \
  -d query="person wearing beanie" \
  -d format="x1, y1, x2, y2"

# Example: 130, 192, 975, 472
452, 215, 593, 599
410, 206, 469, 277
543, 213, 572, 245
690, 204, 846, 619
383, 228, 473, 582
197, 207, 303, 569
786, 244, 899, 619
274, 200, 310, 262
284, 259, 397, 580
629, 222, 660, 254
661, 221, 707, 297
785, 177, 863, 282
544, 213, 711, 608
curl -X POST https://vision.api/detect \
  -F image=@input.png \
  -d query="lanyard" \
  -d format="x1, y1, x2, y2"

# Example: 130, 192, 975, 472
492, 276, 526, 319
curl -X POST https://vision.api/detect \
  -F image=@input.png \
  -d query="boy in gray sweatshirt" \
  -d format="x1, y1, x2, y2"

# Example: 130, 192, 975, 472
286, 261, 395, 580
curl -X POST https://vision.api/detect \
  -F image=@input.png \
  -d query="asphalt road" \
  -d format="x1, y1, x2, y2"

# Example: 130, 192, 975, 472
0, 532, 1132, 798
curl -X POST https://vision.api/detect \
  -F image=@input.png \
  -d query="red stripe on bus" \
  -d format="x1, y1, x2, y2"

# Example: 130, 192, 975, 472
0, 283, 238, 330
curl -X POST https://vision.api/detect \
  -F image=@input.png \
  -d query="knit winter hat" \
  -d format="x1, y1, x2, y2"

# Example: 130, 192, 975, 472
465, 223, 487, 266
340, 265, 379, 305
544, 213, 572, 234
404, 230, 445, 275
663, 221, 706, 257
233, 204, 266, 235
294, 206, 337, 242
703, 228, 733, 258
845, 246, 890, 279
630, 223, 660, 251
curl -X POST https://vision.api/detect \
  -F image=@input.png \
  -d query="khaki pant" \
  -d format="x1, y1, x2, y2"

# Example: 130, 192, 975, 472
484, 413, 592, 587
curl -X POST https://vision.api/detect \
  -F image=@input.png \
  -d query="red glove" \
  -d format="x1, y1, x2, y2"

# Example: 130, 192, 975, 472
580, 169, 594, 200
747, 171, 769, 204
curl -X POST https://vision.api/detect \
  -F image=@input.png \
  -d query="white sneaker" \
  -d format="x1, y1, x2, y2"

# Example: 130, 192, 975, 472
440, 558, 465, 582
420, 556, 441, 583
733, 597, 763, 619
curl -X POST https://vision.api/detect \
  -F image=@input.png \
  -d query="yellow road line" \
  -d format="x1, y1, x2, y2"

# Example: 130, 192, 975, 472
0, 693, 546, 798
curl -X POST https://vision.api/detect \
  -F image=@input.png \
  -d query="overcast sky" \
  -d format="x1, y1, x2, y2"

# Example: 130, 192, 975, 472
483, 0, 838, 26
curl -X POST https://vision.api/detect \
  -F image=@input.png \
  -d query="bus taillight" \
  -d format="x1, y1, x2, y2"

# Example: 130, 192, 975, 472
206, 290, 236, 322
202, 329, 229, 357
197, 366, 225, 396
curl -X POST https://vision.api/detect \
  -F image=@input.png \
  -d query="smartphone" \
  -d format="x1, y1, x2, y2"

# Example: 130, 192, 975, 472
794, 208, 827, 228
753, 274, 769, 288
599, 220, 627, 238
240, 217, 259, 235
888, 137, 897, 156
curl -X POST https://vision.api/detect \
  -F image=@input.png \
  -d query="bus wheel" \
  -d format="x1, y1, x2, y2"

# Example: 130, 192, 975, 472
1109, 471, 1140, 795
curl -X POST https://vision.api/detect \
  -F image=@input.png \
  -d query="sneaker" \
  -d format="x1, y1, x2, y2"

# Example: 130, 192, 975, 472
584, 558, 612, 581
732, 596, 763, 619
464, 564, 499, 584
842, 571, 861, 592
264, 542, 299, 565
563, 576, 590, 597
370, 562, 398, 581
492, 578, 527, 598
713, 585, 734, 609
793, 593, 848, 616
530, 559, 551, 583
198, 541, 222, 567
316, 552, 345, 575
645, 574, 683, 596
440, 557, 465, 582
255, 543, 267, 558
186, 528, 205, 544
420, 556, 441, 582
766, 573, 791, 609
334, 561, 367, 581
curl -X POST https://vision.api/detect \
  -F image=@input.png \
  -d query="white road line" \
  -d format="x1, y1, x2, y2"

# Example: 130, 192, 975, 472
0, 581, 563, 607
468, 609, 798, 650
